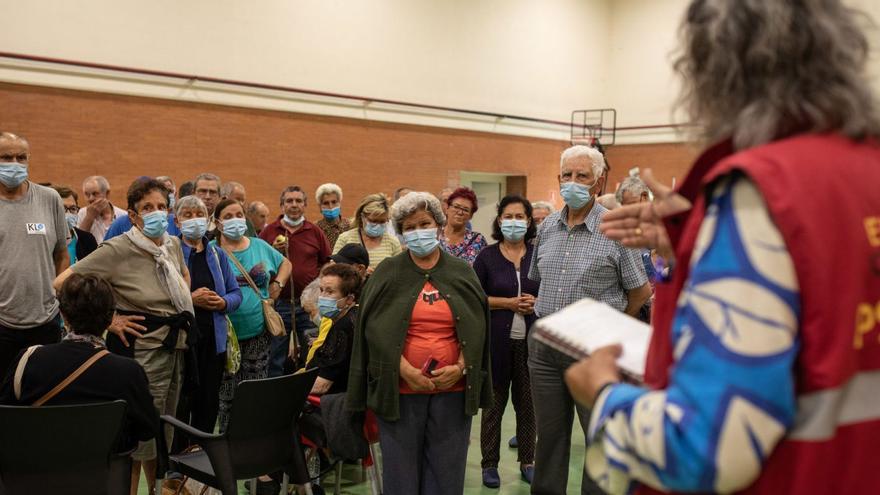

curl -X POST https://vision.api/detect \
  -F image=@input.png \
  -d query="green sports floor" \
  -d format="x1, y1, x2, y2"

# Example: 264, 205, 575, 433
138, 401, 587, 494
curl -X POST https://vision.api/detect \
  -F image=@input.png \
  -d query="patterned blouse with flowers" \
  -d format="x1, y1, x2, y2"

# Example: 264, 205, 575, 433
439, 229, 488, 265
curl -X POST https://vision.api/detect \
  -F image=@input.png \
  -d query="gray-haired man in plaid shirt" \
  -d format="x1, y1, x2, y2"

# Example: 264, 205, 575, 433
527, 145, 651, 494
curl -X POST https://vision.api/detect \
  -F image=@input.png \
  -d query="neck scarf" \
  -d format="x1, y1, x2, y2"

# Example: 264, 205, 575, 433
124, 227, 194, 314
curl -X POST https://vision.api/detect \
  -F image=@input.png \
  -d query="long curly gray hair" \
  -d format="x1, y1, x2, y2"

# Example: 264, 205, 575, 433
675, 0, 880, 150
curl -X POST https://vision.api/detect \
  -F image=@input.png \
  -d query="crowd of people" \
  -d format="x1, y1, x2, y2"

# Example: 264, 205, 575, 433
1, 1, 879, 494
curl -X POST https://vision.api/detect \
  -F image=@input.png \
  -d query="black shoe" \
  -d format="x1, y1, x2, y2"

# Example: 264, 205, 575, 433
508, 435, 518, 449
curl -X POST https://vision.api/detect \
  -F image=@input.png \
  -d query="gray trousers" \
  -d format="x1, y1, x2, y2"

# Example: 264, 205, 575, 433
376, 392, 472, 495
528, 334, 604, 495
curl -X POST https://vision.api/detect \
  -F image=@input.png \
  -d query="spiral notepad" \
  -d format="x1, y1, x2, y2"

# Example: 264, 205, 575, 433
533, 298, 651, 382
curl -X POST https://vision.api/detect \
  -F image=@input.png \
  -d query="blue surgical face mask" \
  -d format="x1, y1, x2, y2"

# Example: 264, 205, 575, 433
222, 217, 247, 240
322, 207, 341, 221
65, 212, 78, 231
282, 214, 304, 227
363, 220, 386, 238
318, 296, 342, 318
560, 180, 597, 209
0, 162, 28, 188
500, 219, 528, 241
141, 210, 168, 239
180, 217, 208, 240
403, 228, 440, 257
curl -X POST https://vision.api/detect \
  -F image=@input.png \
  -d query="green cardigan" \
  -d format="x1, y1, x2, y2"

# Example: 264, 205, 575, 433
347, 249, 493, 421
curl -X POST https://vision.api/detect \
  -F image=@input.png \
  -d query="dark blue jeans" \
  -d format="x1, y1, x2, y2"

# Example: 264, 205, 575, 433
269, 299, 317, 377
377, 392, 472, 495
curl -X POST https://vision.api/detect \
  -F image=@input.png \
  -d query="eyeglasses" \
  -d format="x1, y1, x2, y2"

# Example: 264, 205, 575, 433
64, 205, 79, 214
449, 204, 472, 215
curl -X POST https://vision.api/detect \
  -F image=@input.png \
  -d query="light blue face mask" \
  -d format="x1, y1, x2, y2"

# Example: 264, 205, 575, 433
322, 207, 341, 221
560, 180, 597, 209
0, 162, 28, 188
180, 217, 208, 240
282, 215, 304, 227
403, 228, 440, 257
363, 220, 386, 238
222, 217, 248, 240
141, 210, 168, 239
318, 296, 342, 318
500, 219, 528, 241
66, 213, 78, 231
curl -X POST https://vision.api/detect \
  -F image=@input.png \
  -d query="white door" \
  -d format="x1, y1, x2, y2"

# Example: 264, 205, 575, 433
460, 173, 506, 240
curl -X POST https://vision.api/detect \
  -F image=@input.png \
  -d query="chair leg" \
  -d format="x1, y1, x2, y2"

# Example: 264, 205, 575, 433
249, 478, 258, 495
281, 473, 289, 494
368, 442, 383, 495
334, 462, 342, 494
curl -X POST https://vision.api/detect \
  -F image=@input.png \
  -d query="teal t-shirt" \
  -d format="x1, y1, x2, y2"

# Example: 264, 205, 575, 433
210, 237, 284, 340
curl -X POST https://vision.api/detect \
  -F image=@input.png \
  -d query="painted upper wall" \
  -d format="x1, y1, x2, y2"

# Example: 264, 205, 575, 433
0, 0, 609, 126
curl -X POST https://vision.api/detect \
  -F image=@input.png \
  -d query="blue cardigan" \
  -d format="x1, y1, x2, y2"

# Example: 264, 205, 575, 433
180, 238, 243, 354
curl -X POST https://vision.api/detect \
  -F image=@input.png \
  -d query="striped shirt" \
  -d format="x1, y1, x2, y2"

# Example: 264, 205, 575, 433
333, 228, 402, 270
528, 202, 647, 317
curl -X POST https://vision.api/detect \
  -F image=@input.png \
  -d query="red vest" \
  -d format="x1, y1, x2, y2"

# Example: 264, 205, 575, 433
642, 134, 880, 494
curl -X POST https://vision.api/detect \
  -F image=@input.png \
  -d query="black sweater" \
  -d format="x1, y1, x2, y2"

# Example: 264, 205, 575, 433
307, 308, 357, 395
0, 341, 159, 452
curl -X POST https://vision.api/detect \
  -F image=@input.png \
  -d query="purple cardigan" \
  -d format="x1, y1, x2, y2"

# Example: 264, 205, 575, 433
472, 242, 540, 388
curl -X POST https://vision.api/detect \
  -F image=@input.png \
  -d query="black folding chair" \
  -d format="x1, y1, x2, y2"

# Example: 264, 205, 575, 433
0, 400, 130, 495
157, 369, 319, 495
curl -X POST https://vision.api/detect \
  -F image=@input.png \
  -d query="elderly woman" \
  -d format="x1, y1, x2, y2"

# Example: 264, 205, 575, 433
439, 187, 487, 265
173, 195, 242, 438
348, 191, 491, 495
333, 193, 401, 271
472, 195, 540, 487
565, 1, 880, 494
0, 273, 158, 457
315, 183, 351, 250
209, 199, 291, 432
54, 178, 193, 494
531, 201, 555, 226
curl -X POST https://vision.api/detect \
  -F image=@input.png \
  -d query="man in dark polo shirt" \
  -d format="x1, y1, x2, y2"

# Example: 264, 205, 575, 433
259, 185, 330, 377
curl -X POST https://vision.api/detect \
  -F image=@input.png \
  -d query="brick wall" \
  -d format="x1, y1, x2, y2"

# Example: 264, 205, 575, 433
1, 82, 700, 217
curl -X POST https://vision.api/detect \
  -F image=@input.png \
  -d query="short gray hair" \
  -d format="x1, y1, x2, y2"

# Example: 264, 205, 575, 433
194, 173, 221, 190
391, 191, 446, 233
82, 175, 110, 193
675, 0, 880, 150
155, 176, 175, 189
220, 181, 245, 198
174, 195, 208, 218
532, 201, 555, 214
615, 176, 649, 204
300, 278, 321, 315
247, 200, 268, 215
560, 146, 605, 179
315, 183, 343, 203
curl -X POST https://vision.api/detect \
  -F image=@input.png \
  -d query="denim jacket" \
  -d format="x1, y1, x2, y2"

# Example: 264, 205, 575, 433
180, 237, 243, 354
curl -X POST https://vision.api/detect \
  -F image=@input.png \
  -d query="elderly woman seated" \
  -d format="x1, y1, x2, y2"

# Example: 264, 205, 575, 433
0, 273, 158, 454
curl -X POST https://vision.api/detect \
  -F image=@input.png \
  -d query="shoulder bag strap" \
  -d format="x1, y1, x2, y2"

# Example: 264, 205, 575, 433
223, 246, 263, 297
13, 345, 40, 401
32, 349, 110, 407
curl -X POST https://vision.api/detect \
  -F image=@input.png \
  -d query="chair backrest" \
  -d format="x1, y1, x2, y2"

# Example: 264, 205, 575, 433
225, 370, 318, 479
0, 400, 127, 495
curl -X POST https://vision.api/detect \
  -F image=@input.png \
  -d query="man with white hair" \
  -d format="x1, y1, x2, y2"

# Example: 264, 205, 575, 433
155, 175, 176, 208
527, 145, 651, 494
77, 175, 128, 243
315, 183, 350, 249
531, 201, 555, 226
0, 132, 69, 378
615, 175, 650, 206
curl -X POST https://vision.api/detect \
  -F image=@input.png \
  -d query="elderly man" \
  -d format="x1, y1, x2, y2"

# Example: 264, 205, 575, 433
528, 145, 651, 494
77, 175, 128, 243
315, 183, 350, 249
615, 176, 650, 206
259, 186, 331, 377
246, 200, 270, 234
220, 181, 256, 236
194, 173, 222, 239
531, 201, 555, 226
0, 132, 69, 378
156, 175, 176, 208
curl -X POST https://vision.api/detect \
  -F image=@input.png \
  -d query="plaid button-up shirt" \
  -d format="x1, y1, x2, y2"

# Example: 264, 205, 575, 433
528, 203, 647, 317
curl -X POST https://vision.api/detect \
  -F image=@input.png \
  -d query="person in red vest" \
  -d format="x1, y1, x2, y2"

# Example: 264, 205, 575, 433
563, 1, 880, 494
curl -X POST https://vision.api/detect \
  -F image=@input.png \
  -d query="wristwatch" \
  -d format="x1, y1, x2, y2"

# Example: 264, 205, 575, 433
271, 280, 284, 289
457, 363, 467, 375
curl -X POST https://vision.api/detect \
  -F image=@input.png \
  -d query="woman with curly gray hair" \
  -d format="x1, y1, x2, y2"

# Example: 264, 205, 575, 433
566, 1, 880, 494
348, 191, 492, 495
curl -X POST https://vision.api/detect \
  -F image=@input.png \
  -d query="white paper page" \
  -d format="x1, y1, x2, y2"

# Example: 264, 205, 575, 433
533, 297, 651, 379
